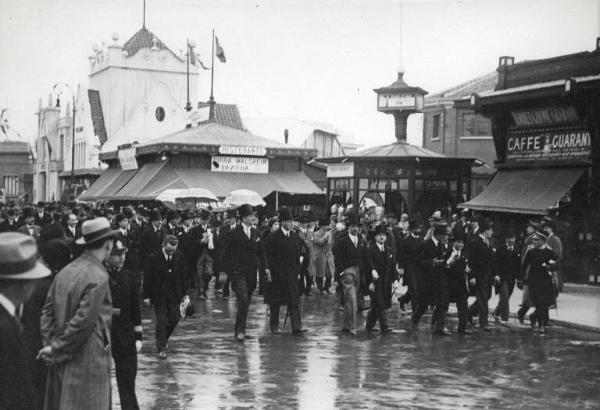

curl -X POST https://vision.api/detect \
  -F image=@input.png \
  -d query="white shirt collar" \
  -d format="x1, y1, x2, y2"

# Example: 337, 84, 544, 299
377, 242, 385, 251
349, 233, 358, 241
0, 294, 16, 317
281, 227, 291, 236
431, 236, 439, 247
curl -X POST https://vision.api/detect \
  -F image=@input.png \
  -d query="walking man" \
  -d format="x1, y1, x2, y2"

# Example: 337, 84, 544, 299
143, 235, 189, 358
493, 232, 520, 322
264, 208, 307, 335
222, 204, 269, 341
39, 217, 116, 409
467, 221, 495, 331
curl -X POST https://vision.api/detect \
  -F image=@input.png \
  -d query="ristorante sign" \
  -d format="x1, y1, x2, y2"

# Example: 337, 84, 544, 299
211, 156, 269, 173
506, 126, 591, 162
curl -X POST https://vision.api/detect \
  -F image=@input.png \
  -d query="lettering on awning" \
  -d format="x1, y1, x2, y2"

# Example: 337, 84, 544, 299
510, 106, 579, 127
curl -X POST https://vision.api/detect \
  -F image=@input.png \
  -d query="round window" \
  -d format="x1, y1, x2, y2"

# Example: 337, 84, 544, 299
155, 106, 165, 122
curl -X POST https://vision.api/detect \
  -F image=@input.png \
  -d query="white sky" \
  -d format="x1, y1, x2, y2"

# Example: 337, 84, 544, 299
0, 0, 598, 148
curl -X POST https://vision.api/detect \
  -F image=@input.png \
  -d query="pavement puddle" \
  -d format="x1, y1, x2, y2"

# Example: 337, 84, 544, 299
568, 340, 600, 346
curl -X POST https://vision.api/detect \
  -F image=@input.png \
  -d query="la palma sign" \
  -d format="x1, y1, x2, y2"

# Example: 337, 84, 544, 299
506, 127, 591, 162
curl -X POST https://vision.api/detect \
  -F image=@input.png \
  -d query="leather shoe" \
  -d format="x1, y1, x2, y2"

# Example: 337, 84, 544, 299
481, 326, 492, 332
158, 350, 167, 359
434, 329, 452, 336
236, 333, 245, 342
382, 328, 393, 335
366, 327, 380, 333
292, 329, 308, 336
271, 328, 281, 335
457, 329, 472, 335
341, 327, 350, 333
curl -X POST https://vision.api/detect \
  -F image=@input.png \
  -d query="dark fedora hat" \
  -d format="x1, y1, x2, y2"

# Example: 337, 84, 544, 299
149, 208, 162, 222
238, 204, 254, 218
0, 232, 51, 280
346, 212, 360, 226
75, 217, 120, 245
166, 209, 180, 222
181, 209, 195, 221
373, 223, 388, 237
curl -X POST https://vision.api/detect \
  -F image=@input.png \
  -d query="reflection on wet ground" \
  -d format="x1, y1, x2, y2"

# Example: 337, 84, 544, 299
119, 288, 600, 409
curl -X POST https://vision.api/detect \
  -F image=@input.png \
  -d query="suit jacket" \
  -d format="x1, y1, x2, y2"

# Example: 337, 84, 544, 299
18, 224, 42, 240
365, 243, 398, 308
0, 304, 37, 409
495, 245, 520, 284
398, 234, 421, 271
0, 219, 19, 233
40, 251, 112, 410
334, 233, 367, 276
140, 225, 164, 271
115, 229, 141, 274
222, 224, 268, 279
35, 212, 52, 227
445, 247, 469, 302
63, 224, 82, 241
467, 235, 496, 286
108, 267, 141, 354
417, 238, 448, 304
264, 229, 303, 306
143, 250, 188, 305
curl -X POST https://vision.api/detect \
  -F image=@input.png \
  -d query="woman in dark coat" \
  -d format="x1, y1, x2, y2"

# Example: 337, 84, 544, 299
518, 231, 557, 334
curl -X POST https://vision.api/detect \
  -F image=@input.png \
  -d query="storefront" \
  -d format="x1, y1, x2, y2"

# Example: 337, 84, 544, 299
321, 144, 474, 220
81, 121, 325, 214
460, 46, 600, 284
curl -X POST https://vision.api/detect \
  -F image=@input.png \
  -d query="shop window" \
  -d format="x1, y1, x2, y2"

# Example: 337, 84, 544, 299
461, 113, 492, 138
415, 179, 424, 192
359, 178, 368, 190
399, 179, 409, 190
449, 180, 458, 192
432, 114, 441, 140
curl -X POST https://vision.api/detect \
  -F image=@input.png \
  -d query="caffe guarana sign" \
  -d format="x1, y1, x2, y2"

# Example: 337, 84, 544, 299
506, 127, 591, 162
510, 106, 579, 127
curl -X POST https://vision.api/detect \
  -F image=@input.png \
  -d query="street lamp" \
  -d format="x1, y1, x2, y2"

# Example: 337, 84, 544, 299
53, 82, 76, 201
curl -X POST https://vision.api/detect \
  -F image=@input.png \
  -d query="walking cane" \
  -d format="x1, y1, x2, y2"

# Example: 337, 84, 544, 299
283, 306, 290, 328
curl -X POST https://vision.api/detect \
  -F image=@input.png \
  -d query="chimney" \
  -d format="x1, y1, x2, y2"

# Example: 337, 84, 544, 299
496, 56, 515, 91
284, 129, 289, 144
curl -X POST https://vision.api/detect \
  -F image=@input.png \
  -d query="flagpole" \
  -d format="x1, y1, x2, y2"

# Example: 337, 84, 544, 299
209, 29, 215, 120
185, 38, 192, 112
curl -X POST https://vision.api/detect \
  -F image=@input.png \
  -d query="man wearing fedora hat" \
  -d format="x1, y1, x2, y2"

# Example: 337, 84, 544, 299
221, 204, 269, 341
141, 208, 165, 273
466, 220, 495, 331
19, 207, 42, 240
0, 232, 51, 409
39, 217, 117, 410
105, 238, 142, 409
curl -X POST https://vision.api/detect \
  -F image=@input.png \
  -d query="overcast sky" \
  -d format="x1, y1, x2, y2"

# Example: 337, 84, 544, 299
0, 0, 598, 148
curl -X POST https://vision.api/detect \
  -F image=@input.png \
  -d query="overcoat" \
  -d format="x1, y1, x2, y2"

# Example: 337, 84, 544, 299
417, 238, 448, 306
40, 252, 113, 410
365, 243, 398, 309
264, 229, 303, 306
312, 228, 335, 279
143, 251, 188, 306
519, 246, 557, 307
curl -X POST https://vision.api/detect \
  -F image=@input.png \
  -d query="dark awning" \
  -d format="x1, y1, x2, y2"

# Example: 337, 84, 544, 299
110, 162, 323, 201
79, 168, 139, 201
459, 167, 586, 215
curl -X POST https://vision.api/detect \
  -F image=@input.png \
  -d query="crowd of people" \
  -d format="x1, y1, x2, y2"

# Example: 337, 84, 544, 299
0, 200, 564, 409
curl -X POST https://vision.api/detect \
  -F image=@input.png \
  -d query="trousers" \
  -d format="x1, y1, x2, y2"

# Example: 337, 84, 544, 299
366, 284, 388, 331
154, 302, 179, 351
113, 347, 139, 410
270, 304, 302, 332
232, 275, 253, 336
341, 271, 358, 331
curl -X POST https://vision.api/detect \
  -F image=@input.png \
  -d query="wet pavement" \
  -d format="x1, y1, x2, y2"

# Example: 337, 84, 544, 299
116, 285, 600, 409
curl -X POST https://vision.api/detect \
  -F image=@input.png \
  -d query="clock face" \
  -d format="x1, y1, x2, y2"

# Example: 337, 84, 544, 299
378, 93, 416, 109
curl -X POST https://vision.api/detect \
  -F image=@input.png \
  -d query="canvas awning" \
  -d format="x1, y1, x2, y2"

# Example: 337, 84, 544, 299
107, 162, 323, 201
78, 168, 138, 201
459, 167, 587, 215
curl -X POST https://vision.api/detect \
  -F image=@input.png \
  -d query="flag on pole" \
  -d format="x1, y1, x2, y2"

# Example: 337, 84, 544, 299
187, 41, 197, 65
215, 36, 226, 63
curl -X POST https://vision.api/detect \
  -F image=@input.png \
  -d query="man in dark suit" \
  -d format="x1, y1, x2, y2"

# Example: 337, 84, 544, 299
0, 208, 19, 232
493, 232, 520, 322
176, 210, 198, 291
143, 235, 188, 359
106, 238, 142, 409
191, 210, 216, 299
35, 201, 52, 227
18, 207, 42, 240
0, 232, 51, 409
467, 221, 495, 331
334, 212, 368, 335
412, 223, 451, 335
221, 204, 268, 341
264, 208, 306, 335
161, 209, 180, 237
115, 212, 141, 279
63, 212, 82, 241
365, 224, 398, 334
397, 223, 422, 311
445, 234, 471, 334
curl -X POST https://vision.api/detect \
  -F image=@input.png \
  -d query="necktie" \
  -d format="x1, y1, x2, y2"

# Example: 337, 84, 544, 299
352, 237, 357, 247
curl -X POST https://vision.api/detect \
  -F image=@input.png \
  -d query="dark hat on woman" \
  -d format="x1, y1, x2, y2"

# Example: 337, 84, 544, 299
238, 204, 254, 218
278, 207, 293, 222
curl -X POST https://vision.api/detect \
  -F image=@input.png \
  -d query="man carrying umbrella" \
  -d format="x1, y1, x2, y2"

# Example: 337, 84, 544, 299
222, 204, 269, 341
264, 208, 307, 335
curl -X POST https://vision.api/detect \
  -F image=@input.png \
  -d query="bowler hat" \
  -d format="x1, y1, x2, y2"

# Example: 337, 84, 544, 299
122, 207, 134, 219
238, 204, 254, 218
373, 224, 388, 237
197, 209, 210, 220
0, 232, 51, 280
278, 207, 293, 222
114, 213, 128, 224
166, 209, 180, 222
433, 223, 449, 236
23, 207, 36, 219
37, 201, 45, 208
346, 212, 360, 226
181, 209, 195, 221
480, 220, 494, 233
75, 217, 119, 245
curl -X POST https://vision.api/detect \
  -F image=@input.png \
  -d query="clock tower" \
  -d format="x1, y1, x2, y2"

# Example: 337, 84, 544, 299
374, 71, 427, 143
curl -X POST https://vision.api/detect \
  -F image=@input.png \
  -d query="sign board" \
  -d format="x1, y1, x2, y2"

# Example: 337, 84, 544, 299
185, 107, 210, 126
211, 156, 268, 174
511, 106, 579, 127
327, 162, 355, 178
118, 147, 138, 170
425, 179, 449, 190
218, 145, 267, 157
506, 127, 591, 162
378, 94, 417, 110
